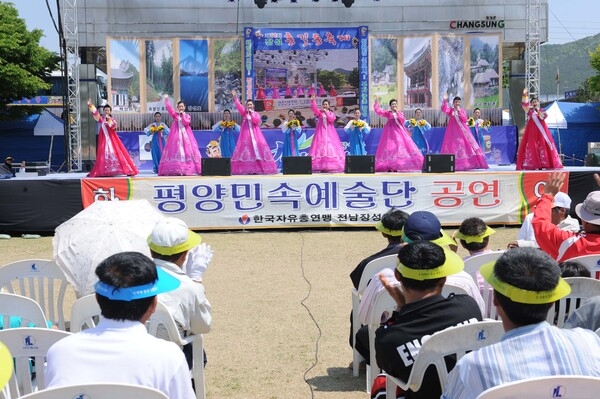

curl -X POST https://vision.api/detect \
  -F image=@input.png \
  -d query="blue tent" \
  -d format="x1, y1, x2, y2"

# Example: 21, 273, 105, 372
547, 101, 600, 166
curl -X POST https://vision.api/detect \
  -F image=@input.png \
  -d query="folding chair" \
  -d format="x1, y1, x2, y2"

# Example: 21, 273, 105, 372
146, 301, 205, 399
0, 259, 72, 330
16, 383, 168, 399
365, 288, 397, 394
351, 254, 397, 376
0, 293, 48, 329
0, 328, 71, 398
442, 282, 470, 297
475, 375, 600, 399
548, 277, 600, 327
463, 252, 505, 319
69, 294, 102, 333
385, 320, 505, 397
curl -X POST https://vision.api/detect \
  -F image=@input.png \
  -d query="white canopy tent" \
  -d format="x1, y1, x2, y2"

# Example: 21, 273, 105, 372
545, 101, 567, 129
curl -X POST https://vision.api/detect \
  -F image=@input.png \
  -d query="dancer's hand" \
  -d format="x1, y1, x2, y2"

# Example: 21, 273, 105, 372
594, 173, 600, 187
231, 89, 237, 97
523, 88, 528, 95
163, 93, 169, 99
443, 93, 448, 101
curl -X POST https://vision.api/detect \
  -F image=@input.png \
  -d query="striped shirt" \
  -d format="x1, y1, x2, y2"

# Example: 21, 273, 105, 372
442, 322, 600, 399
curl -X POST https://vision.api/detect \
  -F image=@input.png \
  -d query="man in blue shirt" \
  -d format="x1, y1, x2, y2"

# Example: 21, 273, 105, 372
443, 248, 600, 399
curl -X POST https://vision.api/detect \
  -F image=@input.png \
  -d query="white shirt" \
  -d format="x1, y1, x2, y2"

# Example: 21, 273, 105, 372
156, 259, 212, 335
45, 319, 194, 399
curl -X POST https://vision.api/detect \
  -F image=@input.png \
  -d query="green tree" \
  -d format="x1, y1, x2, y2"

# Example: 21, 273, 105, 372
574, 44, 600, 102
0, 2, 60, 113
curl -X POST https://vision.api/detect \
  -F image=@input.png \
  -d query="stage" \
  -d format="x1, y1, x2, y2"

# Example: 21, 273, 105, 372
1, 166, 599, 233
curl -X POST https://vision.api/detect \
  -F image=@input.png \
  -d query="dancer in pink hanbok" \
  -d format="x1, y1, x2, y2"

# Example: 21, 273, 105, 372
516, 88, 563, 170
229, 90, 277, 175
309, 95, 345, 173
271, 84, 281, 99
87, 100, 138, 177
158, 94, 202, 176
373, 98, 424, 172
440, 94, 488, 171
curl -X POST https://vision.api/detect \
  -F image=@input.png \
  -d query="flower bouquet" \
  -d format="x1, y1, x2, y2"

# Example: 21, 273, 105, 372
481, 120, 491, 130
288, 119, 300, 128
467, 117, 475, 127
352, 120, 366, 128
408, 118, 417, 127
417, 119, 427, 127
220, 121, 236, 128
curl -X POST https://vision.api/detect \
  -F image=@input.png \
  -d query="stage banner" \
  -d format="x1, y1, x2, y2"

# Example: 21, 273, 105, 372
81, 177, 133, 207
76, 172, 527, 230
120, 125, 517, 172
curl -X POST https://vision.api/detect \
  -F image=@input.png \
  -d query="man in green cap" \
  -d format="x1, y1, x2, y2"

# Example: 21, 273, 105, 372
443, 247, 600, 399
356, 240, 482, 399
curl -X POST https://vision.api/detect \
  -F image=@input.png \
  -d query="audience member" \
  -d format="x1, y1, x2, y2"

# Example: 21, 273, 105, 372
401, 211, 457, 250
455, 217, 495, 258
532, 172, 600, 261
0, 156, 14, 177
45, 252, 195, 398
559, 260, 591, 278
508, 191, 579, 249
565, 295, 600, 331
148, 218, 212, 369
443, 248, 600, 399
356, 241, 482, 399
350, 208, 409, 290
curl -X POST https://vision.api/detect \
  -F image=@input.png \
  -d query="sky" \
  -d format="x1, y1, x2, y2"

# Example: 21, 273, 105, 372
11, 0, 600, 52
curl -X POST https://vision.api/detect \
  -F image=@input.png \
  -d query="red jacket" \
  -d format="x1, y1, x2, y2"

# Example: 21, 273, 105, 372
532, 193, 600, 261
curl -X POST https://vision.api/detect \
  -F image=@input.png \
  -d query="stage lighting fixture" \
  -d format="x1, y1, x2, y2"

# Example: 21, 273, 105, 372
255, 0, 267, 8
342, 0, 354, 6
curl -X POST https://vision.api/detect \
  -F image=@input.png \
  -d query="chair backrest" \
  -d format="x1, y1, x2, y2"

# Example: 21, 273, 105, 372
442, 282, 470, 297
366, 288, 397, 392
548, 277, 600, 327
146, 301, 205, 399
69, 294, 102, 333
0, 259, 72, 330
566, 255, 600, 279
16, 383, 169, 399
475, 375, 600, 399
463, 252, 505, 319
0, 293, 48, 329
0, 328, 71, 398
357, 255, 398, 295
395, 320, 505, 392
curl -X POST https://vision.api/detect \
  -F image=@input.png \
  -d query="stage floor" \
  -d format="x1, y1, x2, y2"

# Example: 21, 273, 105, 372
2, 165, 600, 233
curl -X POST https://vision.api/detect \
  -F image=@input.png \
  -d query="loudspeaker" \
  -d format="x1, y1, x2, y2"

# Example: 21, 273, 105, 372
201, 157, 231, 176
422, 154, 455, 173
283, 156, 312, 175
254, 100, 265, 112
345, 155, 375, 174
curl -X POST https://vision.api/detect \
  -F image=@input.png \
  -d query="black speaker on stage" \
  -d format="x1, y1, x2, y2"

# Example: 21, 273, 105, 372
201, 157, 231, 176
283, 156, 312, 175
345, 155, 375, 174
254, 100, 265, 112
422, 154, 455, 173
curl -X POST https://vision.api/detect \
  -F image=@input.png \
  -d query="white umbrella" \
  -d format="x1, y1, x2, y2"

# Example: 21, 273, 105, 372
53, 200, 165, 297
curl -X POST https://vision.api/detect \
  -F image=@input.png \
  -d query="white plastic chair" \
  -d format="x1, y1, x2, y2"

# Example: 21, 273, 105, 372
0, 259, 72, 330
0, 327, 71, 398
385, 320, 505, 397
442, 282, 470, 297
566, 254, 600, 279
351, 254, 397, 376
0, 292, 48, 329
16, 383, 169, 399
69, 294, 102, 333
475, 375, 600, 399
365, 288, 397, 394
463, 251, 505, 319
146, 301, 205, 399
548, 277, 600, 327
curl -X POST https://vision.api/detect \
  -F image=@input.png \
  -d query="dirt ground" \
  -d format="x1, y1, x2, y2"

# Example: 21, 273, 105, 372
0, 226, 519, 399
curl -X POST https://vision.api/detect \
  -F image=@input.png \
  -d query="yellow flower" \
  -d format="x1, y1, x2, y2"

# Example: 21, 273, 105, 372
352, 120, 365, 128
221, 121, 236, 128
156, 125, 164, 131
417, 119, 427, 127
288, 119, 300, 128
150, 126, 157, 132
483, 120, 491, 129
467, 117, 475, 127
409, 118, 416, 127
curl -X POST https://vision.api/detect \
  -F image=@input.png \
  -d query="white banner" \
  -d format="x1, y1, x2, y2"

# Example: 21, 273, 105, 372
129, 172, 522, 229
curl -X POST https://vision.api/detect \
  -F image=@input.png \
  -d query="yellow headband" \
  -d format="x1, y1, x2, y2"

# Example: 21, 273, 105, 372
455, 226, 496, 244
479, 261, 571, 304
396, 249, 464, 281
375, 221, 403, 237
